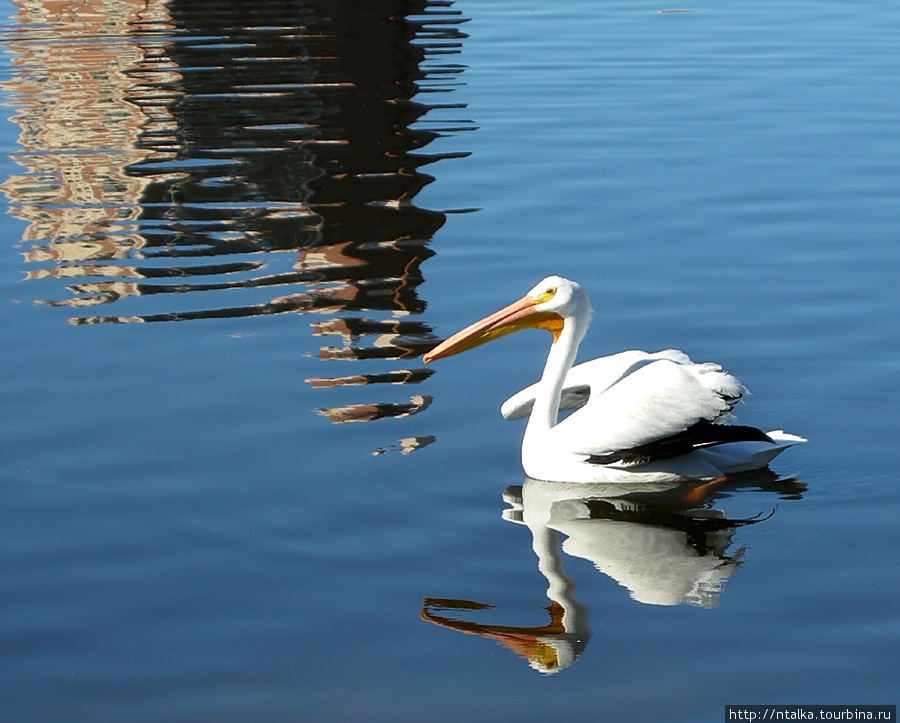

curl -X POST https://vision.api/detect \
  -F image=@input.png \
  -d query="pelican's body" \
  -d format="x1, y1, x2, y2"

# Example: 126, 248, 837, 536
423, 276, 804, 483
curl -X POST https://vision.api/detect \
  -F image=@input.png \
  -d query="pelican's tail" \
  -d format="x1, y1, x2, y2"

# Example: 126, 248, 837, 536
698, 429, 806, 474
765, 430, 808, 446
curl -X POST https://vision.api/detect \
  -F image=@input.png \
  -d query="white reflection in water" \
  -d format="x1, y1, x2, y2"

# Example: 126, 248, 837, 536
423, 469, 805, 674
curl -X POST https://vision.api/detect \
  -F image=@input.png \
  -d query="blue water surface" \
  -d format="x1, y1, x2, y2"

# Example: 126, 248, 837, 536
1, 1, 898, 721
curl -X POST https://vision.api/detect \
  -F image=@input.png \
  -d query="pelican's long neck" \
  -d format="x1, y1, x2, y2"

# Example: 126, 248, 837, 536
526, 312, 585, 434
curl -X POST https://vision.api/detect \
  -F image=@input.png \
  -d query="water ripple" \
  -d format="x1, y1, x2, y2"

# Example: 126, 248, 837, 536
1, 0, 475, 432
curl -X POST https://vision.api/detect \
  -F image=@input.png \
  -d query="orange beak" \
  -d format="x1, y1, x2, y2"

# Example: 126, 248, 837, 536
423, 295, 563, 363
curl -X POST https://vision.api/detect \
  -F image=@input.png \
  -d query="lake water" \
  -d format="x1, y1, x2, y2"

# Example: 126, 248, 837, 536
1, 1, 898, 721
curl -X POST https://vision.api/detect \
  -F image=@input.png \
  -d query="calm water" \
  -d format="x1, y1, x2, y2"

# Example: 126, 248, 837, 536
1, 1, 898, 721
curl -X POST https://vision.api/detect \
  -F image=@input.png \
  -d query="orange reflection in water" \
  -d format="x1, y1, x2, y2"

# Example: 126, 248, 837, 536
2, 0, 474, 439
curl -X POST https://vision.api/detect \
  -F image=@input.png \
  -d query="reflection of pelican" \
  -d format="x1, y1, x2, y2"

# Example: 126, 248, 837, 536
505, 472, 805, 609
421, 597, 589, 675
423, 471, 804, 673
423, 276, 805, 482
421, 511, 591, 675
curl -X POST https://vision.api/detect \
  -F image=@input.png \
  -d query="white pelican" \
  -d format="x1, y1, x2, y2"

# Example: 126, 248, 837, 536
423, 276, 805, 482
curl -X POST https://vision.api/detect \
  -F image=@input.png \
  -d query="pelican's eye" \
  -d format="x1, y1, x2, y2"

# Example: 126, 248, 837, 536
534, 286, 557, 304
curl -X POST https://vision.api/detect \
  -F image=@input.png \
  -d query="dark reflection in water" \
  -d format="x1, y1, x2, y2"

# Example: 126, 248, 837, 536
423, 471, 806, 674
1, 0, 473, 430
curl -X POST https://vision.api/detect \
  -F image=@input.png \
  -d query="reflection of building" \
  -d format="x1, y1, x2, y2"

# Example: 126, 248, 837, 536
314, 395, 432, 424
2, 0, 473, 433
311, 317, 435, 361
1, 0, 172, 270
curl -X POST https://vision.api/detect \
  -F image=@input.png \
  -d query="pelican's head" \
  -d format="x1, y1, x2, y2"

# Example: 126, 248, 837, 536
525, 275, 591, 319
423, 276, 591, 363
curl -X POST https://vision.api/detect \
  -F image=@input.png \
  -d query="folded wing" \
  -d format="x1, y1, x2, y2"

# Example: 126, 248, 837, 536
501, 349, 694, 421
554, 357, 746, 458
503, 350, 749, 460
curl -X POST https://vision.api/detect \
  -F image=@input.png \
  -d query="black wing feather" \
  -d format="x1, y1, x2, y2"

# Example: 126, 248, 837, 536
587, 420, 772, 466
